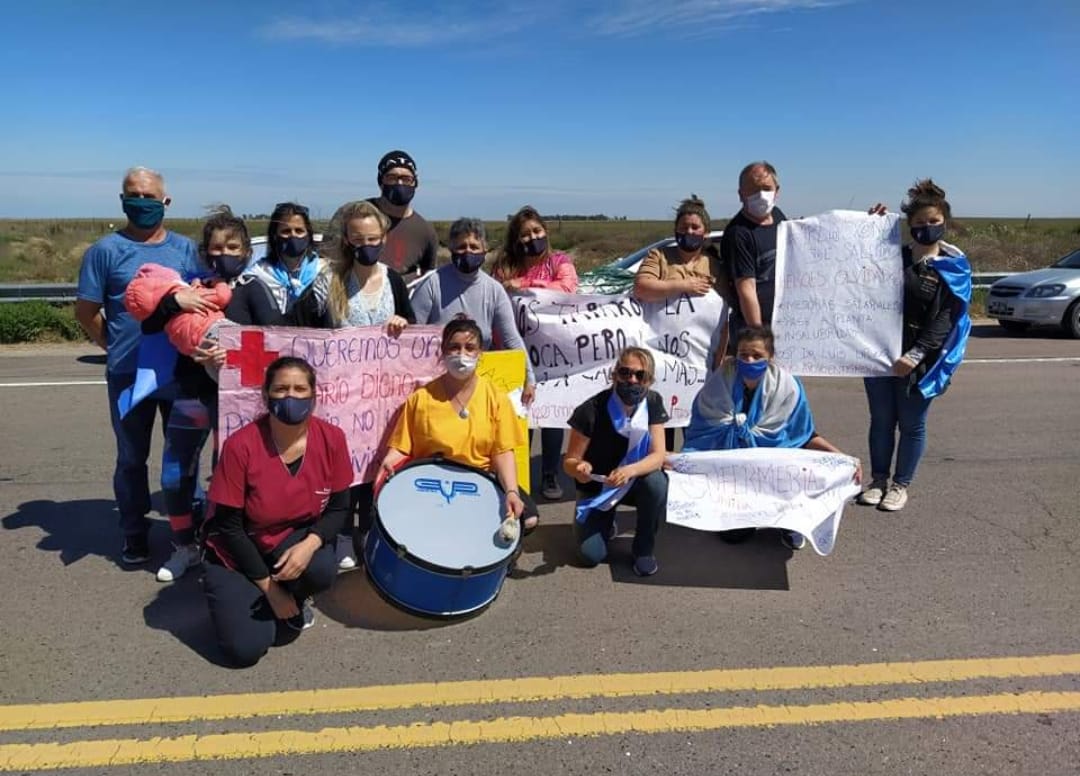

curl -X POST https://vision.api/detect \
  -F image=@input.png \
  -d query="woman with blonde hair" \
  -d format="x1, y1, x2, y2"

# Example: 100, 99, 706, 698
321, 200, 414, 334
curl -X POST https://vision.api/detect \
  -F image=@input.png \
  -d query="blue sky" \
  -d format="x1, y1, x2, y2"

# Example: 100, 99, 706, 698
1, 0, 1077, 219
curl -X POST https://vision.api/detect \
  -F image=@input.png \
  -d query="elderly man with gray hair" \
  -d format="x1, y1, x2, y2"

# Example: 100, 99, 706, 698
76, 166, 200, 566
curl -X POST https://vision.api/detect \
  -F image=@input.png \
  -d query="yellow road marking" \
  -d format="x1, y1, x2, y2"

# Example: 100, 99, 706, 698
1, 691, 1077, 771
1, 653, 1079, 732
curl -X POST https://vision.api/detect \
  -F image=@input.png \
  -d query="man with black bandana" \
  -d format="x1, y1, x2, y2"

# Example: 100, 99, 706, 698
364, 149, 439, 277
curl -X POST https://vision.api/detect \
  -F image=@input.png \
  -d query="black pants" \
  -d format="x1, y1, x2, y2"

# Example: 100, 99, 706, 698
202, 528, 337, 668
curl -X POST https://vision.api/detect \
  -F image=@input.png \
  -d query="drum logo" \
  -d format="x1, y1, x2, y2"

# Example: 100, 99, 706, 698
413, 477, 480, 504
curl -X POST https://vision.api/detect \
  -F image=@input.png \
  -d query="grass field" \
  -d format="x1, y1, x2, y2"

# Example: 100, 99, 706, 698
1, 217, 1077, 283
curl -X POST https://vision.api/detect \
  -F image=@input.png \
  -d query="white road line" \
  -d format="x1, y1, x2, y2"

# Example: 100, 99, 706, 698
0, 380, 107, 388
965, 357, 1080, 364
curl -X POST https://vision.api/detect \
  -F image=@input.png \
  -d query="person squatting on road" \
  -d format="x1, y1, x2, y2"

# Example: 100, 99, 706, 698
201, 357, 351, 668
683, 326, 862, 551
857, 180, 972, 512
492, 205, 580, 502
564, 347, 670, 577
75, 166, 200, 566
379, 318, 540, 536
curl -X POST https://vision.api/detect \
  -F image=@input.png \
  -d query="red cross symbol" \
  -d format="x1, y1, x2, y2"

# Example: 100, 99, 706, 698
225, 330, 280, 387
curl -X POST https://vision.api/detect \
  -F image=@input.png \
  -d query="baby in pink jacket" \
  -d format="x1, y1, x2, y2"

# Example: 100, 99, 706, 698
125, 264, 232, 356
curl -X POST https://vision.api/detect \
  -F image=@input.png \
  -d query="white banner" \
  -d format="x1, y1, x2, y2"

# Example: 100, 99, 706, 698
772, 209, 904, 377
664, 448, 861, 555
512, 289, 727, 428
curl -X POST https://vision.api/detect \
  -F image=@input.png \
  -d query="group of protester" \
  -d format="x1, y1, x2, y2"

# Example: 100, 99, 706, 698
75, 153, 971, 666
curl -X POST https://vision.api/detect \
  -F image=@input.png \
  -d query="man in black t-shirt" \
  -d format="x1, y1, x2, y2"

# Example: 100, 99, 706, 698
720, 161, 787, 348
366, 149, 439, 277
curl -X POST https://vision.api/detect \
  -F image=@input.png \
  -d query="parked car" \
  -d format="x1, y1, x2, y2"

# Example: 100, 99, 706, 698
577, 230, 724, 294
986, 248, 1080, 337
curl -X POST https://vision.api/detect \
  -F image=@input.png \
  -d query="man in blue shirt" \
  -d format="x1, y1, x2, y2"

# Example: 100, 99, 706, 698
76, 167, 200, 565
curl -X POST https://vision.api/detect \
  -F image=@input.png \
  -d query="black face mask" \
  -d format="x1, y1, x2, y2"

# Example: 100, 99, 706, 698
278, 235, 310, 259
675, 232, 705, 252
910, 223, 946, 246
350, 244, 383, 266
451, 251, 485, 273
212, 254, 247, 279
614, 381, 647, 405
523, 236, 548, 257
381, 183, 416, 207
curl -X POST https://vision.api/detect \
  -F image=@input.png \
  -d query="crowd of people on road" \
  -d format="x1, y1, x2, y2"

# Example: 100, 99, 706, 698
75, 153, 971, 666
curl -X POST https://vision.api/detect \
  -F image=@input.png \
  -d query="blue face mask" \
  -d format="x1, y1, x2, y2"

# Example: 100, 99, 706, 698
382, 183, 416, 207
277, 235, 310, 259
736, 358, 769, 381
523, 236, 548, 257
268, 395, 314, 425
351, 244, 383, 266
121, 196, 165, 230
675, 232, 705, 252
211, 254, 247, 279
451, 251, 485, 273
910, 223, 946, 246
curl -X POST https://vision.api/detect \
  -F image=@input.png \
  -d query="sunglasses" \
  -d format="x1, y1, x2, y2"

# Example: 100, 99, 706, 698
615, 366, 647, 382
273, 202, 310, 216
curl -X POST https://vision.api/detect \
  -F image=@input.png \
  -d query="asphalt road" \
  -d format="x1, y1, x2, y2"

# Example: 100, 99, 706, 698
1, 323, 1078, 774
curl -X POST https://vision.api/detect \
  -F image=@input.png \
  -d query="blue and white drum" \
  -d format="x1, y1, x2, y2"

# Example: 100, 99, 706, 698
364, 458, 520, 617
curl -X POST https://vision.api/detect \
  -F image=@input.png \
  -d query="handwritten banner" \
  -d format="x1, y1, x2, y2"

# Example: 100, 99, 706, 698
216, 326, 531, 489
664, 448, 861, 555
772, 209, 904, 377
511, 288, 727, 428
217, 325, 443, 485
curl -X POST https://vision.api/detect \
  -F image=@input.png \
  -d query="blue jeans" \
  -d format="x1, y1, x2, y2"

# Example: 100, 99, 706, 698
863, 376, 934, 486
528, 428, 564, 476
106, 372, 174, 542
162, 397, 215, 545
574, 470, 668, 564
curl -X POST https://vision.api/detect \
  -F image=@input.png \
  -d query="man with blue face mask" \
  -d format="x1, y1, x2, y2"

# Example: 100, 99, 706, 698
76, 166, 200, 566
362, 149, 439, 278
720, 161, 788, 351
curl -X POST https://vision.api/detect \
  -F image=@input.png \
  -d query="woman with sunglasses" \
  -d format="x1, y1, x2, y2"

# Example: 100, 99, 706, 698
227, 202, 330, 326
683, 326, 861, 550
563, 347, 669, 577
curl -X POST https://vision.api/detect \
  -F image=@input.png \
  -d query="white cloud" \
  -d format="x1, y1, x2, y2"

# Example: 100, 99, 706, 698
258, 3, 528, 46
587, 0, 850, 37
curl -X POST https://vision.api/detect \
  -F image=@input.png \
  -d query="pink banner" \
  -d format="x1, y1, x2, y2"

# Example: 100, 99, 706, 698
217, 325, 444, 484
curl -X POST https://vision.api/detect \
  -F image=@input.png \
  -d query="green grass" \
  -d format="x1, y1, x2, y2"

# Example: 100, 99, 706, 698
0, 301, 86, 344
0, 216, 1076, 283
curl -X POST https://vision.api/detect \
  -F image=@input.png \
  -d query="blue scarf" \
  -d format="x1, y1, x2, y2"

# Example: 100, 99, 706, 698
917, 247, 972, 399
683, 363, 815, 451
266, 252, 321, 303
575, 391, 651, 523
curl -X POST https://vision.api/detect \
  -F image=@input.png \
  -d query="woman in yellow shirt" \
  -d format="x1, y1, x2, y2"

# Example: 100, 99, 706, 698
379, 318, 538, 532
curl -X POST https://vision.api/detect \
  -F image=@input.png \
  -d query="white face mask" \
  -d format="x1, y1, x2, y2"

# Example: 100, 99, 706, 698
744, 190, 776, 219
444, 354, 478, 379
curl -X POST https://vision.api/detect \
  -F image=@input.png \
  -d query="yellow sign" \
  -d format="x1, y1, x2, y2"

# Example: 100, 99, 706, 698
478, 350, 531, 493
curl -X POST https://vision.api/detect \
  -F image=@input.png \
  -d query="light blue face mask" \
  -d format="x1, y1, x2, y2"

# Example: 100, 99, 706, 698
736, 358, 769, 381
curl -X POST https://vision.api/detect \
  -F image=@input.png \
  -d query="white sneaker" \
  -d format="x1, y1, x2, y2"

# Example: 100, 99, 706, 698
857, 479, 888, 506
335, 538, 357, 571
155, 544, 201, 583
878, 484, 909, 512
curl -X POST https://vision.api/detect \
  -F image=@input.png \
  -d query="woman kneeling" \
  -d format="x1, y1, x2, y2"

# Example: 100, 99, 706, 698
202, 357, 352, 667
564, 347, 669, 577
684, 326, 860, 550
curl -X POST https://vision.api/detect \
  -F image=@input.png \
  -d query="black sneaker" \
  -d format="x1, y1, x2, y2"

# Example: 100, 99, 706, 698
121, 536, 150, 565
780, 530, 807, 551
633, 555, 659, 577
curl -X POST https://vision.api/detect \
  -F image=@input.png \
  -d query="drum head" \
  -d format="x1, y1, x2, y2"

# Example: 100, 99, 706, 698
376, 461, 515, 571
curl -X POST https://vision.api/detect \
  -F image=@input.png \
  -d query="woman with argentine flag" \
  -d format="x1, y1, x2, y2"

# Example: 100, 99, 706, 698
563, 347, 670, 577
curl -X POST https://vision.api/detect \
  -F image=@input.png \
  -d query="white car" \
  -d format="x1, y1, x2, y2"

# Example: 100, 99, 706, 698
986, 248, 1080, 337
578, 231, 725, 294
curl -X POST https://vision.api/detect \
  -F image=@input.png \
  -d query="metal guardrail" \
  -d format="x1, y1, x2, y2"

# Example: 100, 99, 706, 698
0, 272, 1018, 304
